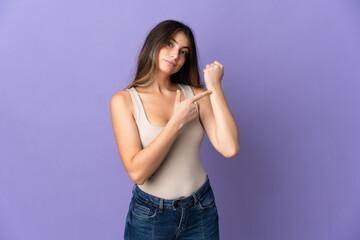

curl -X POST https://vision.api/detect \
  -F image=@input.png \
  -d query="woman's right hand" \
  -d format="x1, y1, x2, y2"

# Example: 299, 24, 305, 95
171, 89, 212, 127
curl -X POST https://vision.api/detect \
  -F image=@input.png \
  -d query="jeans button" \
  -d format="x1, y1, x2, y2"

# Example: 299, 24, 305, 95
174, 201, 182, 208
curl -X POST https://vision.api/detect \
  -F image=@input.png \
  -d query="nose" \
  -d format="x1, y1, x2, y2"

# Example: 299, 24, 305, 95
170, 48, 179, 60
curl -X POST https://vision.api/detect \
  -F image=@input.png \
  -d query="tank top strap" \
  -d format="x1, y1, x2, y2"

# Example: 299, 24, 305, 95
178, 83, 199, 113
126, 87, 146, 122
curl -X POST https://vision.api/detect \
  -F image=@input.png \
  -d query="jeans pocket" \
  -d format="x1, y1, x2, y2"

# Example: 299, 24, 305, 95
131, 197, 158, 220
196, 187, 216, 210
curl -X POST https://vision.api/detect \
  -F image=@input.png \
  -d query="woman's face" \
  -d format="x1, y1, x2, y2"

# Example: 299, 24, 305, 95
157, 31, 190, 76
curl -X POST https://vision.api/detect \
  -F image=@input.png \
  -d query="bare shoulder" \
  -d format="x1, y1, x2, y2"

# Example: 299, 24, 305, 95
110, 89, 134, 117
110, 89, 131, 104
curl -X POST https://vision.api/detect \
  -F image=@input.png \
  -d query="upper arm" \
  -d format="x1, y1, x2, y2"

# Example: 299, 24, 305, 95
190, 86, 221, 153
110, 91, 142, 180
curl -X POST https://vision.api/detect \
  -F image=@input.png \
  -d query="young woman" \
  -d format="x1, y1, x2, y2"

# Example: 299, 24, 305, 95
110, 19, 239, 239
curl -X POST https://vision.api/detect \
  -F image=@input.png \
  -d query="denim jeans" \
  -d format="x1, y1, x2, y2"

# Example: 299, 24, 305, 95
124, 175, 219, 240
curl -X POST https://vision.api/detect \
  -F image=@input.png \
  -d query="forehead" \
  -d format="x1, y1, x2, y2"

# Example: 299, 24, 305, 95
170, 31, 190, 47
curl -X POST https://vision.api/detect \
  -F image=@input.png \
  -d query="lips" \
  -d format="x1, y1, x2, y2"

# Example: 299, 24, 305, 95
165, 59, 176, 67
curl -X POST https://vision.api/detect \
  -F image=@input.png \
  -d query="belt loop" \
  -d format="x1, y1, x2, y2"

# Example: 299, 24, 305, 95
159, 199, 164, 211
171, 200, 177, 210
132, 184, 136, 194
192, 193, 198, 205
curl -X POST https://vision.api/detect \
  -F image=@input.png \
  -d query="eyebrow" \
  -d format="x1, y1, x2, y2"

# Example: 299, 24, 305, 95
171, 38, 190, 50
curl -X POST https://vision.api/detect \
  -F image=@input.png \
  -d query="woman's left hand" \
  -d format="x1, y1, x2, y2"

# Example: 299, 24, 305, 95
203, 60, 224, 89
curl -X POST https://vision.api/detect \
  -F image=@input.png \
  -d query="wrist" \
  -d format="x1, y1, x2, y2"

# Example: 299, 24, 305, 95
206, 83, 222, 92
168, 117, 184, 131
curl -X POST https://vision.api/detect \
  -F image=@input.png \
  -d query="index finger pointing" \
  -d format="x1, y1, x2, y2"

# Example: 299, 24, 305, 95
188, 90, 212, 103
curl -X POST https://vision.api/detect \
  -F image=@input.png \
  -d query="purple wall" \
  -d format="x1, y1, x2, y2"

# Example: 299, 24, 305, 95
1, 0, 359, 239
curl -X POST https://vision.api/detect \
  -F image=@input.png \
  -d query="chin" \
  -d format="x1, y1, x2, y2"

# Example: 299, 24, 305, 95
160, 68, 177, 75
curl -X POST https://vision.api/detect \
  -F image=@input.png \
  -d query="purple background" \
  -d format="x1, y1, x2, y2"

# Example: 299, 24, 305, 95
1, 0, 359, 239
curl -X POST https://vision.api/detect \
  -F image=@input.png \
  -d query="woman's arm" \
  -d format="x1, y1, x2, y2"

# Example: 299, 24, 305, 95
194, 61, 240, 158
110, 91, 182, 185
110, 89, 212, 184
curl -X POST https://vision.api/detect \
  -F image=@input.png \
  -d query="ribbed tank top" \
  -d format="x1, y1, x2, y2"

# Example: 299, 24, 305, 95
126, 83, 207, 199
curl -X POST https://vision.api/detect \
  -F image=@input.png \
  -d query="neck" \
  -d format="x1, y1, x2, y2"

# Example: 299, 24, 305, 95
150, 70, 176, 94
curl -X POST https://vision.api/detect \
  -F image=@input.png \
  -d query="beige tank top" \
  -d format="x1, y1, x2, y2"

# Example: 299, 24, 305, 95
126, 83, 207, 199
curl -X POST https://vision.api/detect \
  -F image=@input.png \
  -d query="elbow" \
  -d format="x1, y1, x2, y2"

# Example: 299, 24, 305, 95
129, 171, 146, 185
126, 157, 147, 185
134, 179, 145, 185
223, 144, 240, 158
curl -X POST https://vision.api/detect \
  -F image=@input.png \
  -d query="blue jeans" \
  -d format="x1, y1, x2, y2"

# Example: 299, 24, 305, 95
124, 175, 219, 239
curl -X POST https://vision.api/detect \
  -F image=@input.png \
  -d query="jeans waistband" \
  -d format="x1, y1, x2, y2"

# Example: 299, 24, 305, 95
132, 175, 211, 211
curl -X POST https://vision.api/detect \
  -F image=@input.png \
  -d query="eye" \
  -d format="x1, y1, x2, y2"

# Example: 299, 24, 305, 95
167, 42, 173, 47
180, 50, 189, 56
